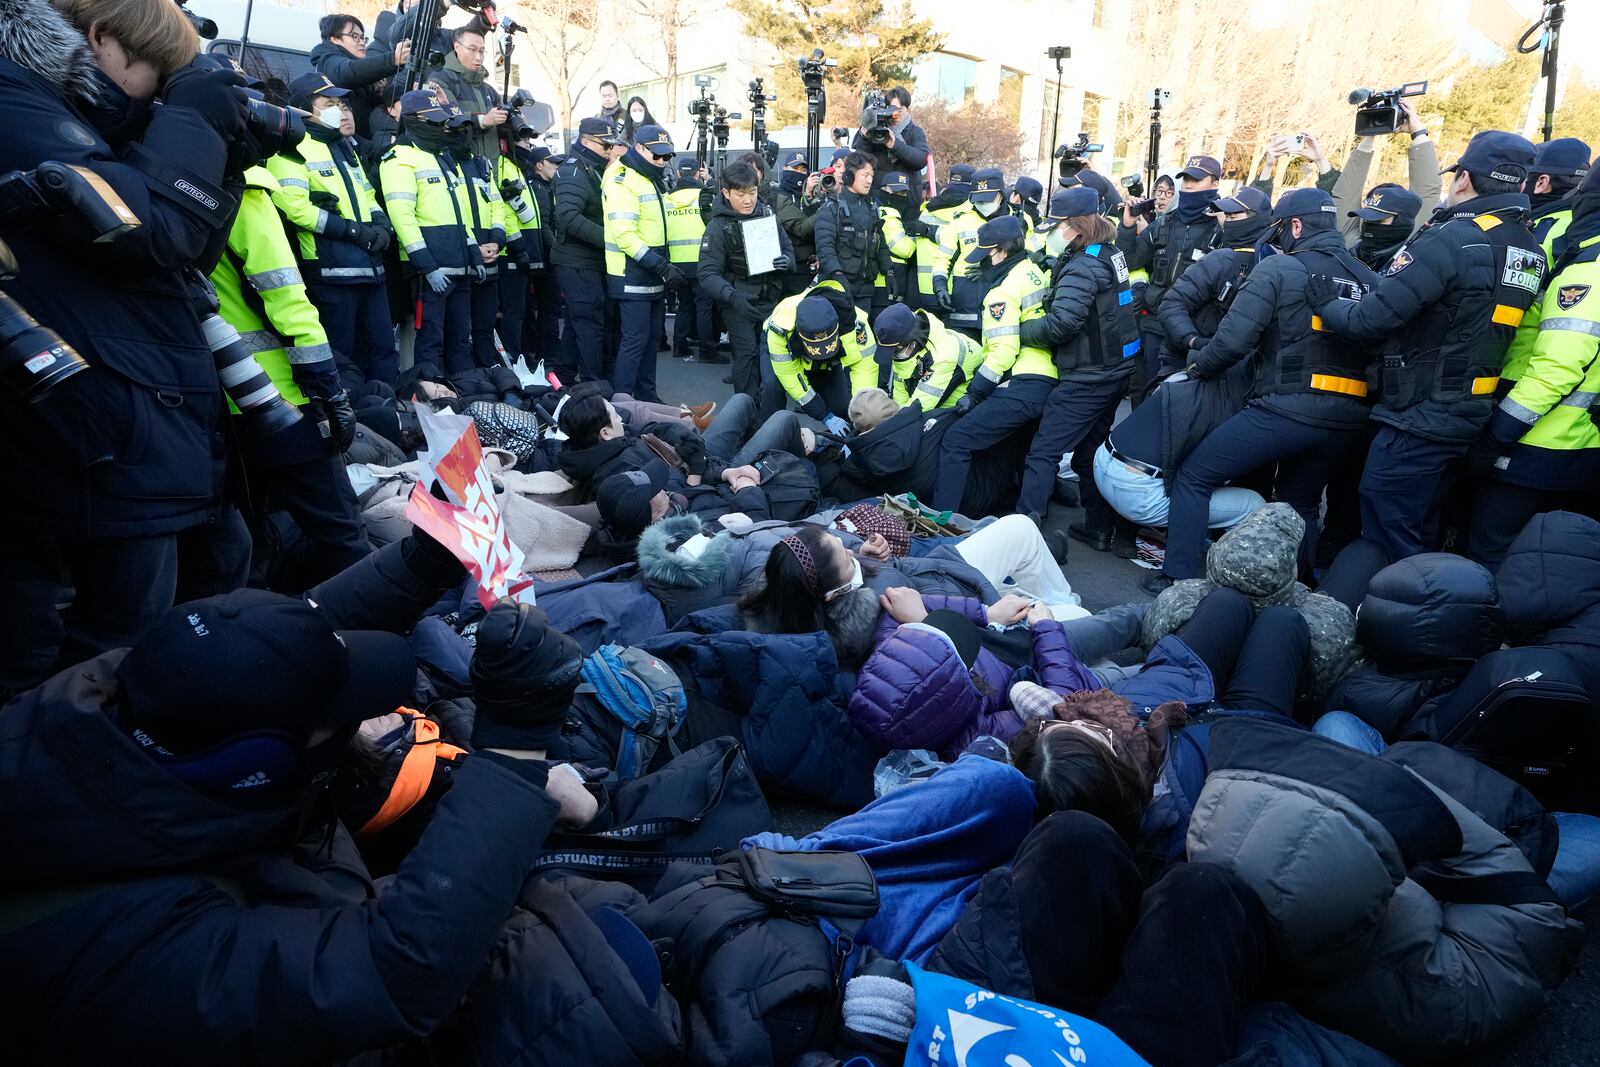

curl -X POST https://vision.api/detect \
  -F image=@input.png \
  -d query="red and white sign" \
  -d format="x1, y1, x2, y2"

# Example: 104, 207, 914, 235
406, 406, 536, 610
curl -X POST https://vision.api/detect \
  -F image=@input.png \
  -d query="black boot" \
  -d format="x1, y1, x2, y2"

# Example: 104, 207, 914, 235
1068, 521, 1114, 552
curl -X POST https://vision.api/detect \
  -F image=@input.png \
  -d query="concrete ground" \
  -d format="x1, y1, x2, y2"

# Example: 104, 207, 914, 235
649, 343, 1599, 1065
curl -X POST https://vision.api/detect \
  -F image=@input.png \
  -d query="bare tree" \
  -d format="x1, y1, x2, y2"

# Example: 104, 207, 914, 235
624, 0, 696, 114
519, 0, 605, 140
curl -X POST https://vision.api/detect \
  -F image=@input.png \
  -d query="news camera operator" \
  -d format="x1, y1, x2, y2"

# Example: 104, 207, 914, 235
851, 86, 930, 204
0, 0, 267, 693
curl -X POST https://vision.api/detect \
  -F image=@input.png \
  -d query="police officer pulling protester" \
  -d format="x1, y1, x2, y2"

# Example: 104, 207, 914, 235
380, 89, 480, 375
271, 72, 398, 390
1016, 185, 1141, 547
666, 157, 720, 364
603, 123, 682, 402
932, 215, 1058, 511
872, 302, 983, 410
1158, 189, 1379, 592
762, 281, 876, 430
935, 168, 1004, 336
1526, 137, 1592, 259
1346, 184, 1423, 270
1119, 153, 1223, 392
852, 85, 930, 203
310, 13, 409, 140
1467, 163, 1600, 566
1157, 186, 1273, 354
699, 160, 794, 396
815, 150, 887, 311
0, 0, 260, 693
1309, 131, 1546, 565
552, 116, 625, 382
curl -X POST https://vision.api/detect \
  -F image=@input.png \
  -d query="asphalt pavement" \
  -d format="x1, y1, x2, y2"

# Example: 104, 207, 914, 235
649, 341, 1600, 1065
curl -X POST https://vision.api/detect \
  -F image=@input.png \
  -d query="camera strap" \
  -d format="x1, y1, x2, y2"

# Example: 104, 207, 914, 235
121, 142, 236, 229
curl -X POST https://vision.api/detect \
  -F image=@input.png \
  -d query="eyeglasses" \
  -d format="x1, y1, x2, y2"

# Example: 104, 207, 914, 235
336, 30, 367, 43
460, 45, 487, 57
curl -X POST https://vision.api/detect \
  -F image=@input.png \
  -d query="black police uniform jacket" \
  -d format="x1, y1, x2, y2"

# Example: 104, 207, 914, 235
1020, 240, 1139, 384
815, 188, 887, 294
1117, 211, 1220, 316
698, 196, 795, 312
1315, 193, 1546, 445
1157, 215, 1275, 353
0, 0, 232, 539
1190, 228, 1380, 430
550, 142, 608, 271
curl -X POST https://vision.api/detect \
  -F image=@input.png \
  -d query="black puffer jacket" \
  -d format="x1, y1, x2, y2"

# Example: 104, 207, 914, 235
698, 196, 794, 312
830, 403, 946, 501
1323, 552, 1505, 735
1497, 510, 1600, 703
1019, 242, 1136, 384
1117, 212, 1220, 315
557, 434, 667, 492
1157, 215, 1273, 357
310, 40, 397, 139
551, 144, 608, 270
1108, 359, 1252, 489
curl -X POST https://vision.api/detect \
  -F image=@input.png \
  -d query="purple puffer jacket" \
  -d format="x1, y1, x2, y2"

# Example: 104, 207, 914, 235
847, 595, 1100, 760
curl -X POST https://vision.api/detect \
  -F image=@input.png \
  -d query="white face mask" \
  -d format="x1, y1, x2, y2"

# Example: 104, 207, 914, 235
824, 558, 865, 602
630, 107, 645, 122
318, 105, 344, 129
1045, 227, 1071, 257
974, 199, 1000, 218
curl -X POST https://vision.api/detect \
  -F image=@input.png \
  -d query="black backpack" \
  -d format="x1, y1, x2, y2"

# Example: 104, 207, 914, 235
1402, 646, 1593, 808
754, 450, 823, 520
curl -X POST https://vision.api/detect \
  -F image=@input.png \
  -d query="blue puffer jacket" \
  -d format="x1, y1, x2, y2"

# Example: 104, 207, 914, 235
640, 629, 878, 810
848, 596, 1100, 760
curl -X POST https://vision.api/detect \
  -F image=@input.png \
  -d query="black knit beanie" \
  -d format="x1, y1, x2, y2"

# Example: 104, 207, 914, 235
469, 601, 584, 751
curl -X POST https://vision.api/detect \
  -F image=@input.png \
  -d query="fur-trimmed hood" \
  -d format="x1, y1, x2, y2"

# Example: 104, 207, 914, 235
0, 0, 101, 103
636, 514, 734, 589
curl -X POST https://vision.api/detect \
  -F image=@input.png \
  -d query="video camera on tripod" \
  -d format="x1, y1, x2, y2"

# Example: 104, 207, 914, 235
1055, 132, 1102, 181
401, 0, 497, 94
748, 77, 776, 152
797, 48, 836, 172
1348, 82, 1427, 137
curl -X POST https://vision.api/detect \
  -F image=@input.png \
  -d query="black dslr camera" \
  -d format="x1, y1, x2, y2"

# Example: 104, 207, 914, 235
1056, 132, 1103, 181
0, 164, 140, 401
1121, 174, 1157, 219
1349, 82, 1427, 137
860, 87, 895, 145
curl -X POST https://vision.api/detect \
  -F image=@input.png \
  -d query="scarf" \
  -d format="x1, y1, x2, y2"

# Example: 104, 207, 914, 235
1175, 188, 1219, 224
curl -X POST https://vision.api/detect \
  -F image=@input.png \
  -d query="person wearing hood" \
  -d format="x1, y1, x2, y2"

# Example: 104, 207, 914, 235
772, 155, 824, 296
1345, 183, 1421, 271
932, 216, 1059, 512
1016, 185, 1141, 548
700, 160, 795, 395
1467, 165, 1600, 566
1526, 136, 1592, 260
1309, 131, 1547, 565
270, 71, 398, 390
936, 169, 1019, 337
873, 303, 983, 410
0, 0, 255, 693
1159, 189, 1379, 591
815, 150, 888, 310
1118, 153, 1224, 399
379, 89, 481, 375
310, 13, 407, 140
603, 123, 682, 402
761, 281, 877, 430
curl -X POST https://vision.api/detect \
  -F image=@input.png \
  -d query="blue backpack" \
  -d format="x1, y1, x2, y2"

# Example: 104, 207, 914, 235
578, 644, 689, 778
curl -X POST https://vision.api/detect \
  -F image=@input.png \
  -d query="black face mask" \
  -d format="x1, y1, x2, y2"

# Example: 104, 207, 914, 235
1218, 214, 1270, 246
1355, 220, 1409, 268
406, 119, 454, 154
779, 169, 806, 195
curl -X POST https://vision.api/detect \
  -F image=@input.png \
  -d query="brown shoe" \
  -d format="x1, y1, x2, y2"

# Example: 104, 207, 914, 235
681, 401, 717, 430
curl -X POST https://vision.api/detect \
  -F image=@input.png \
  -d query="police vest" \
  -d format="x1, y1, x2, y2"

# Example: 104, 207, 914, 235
1263, 247, 1375, 401
378, 143, 477, 273
893, 313, 983, 409
459, 153, 503, 277
827, 194, 880, 281
603, 161, 670, 297
1050, 242, 1141, 377
1383, 211, 1546, 412
1532, 205, 1573, 265
266, 137, 386, 283
1147, 213, 1218, 301
664, 187, 705, 265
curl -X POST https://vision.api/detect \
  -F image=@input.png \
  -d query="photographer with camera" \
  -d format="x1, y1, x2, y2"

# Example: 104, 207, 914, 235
310, 13, 408, 139
0, 0, 261, 691
1329, 95, 1440, 244
814, 150, 887, 311
1118, 153, 1223, 401
851, 86, 930, 204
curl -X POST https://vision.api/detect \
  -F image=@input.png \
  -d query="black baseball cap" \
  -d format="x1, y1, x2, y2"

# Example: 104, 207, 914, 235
579, 116, 623, 143
633, 123, 674, 155
1442, 130, 1535, 184
970, 168, 1005, 202
676, 157, 701, 176
597, 460, 670, 536
288, 72, 350, 110
1012, 176, 1044, 203
1209, 187, 1270, 216
966, 214, 1026, 262
1272, 187, 1338, 222
398, 88, 459, 122
116, 589, 416, 753
523, 145, 554, 166
880, 171, 910, 194
1351, 183, 1422, 222
1532, 137, 1591, 179
1176, 154, 1222, 180
1044, 185, 1099, 222
874, 302, 919, 347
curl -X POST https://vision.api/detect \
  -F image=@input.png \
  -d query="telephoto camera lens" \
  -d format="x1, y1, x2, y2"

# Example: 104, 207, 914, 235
0, 290, 90, 402
201, 313, 303, 436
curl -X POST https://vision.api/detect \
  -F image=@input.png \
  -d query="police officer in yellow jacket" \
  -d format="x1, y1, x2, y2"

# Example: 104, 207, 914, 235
211, 166, 369, 587
763, 280, 878, 431
934, 171, 990, 334
603, 123, 683, 401
914, 163, 975, 312
1526, 138, 1590, 261
270, 72, 397, 388
877, 171, 918, 316
379, 89, 480, 374
665, 158, 718, 362
1471, 182, 1600, 566
932, 215, 1057, 510
446, 116, 508, 370
872, 303, 983, 410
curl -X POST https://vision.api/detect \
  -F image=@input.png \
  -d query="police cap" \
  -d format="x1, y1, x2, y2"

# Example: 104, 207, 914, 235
1012, 176, 1044, 204
1044, 185, 1100, 222
873, 303, 919, 347
1176, 154, 1222, 180
1209, 186, 1270, 216
1532, 137, 1592, 179
633, 123, 674, 156
795, 296, 842, 360
966, 214, 1026, 262
578, 116, 623, 143
969, 168, 1005, 202
398, 88, 458, 122
1442, 130, 1536, 184
879, 171, 910, 194
1272, 187, 1338, 222
1350, 183, 1422, 222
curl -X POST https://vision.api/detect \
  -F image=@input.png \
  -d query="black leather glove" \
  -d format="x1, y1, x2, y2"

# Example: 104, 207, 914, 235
905, 219, 929, 239
1186, 334, 1209, 351
1304, 272, 1340, 310
499, 177, 527, 199
663, 264, 690, 291
511, 245, 532, 271
953, 394, 975, 416
347, 221, 384, 253
162, 63, 248, 139
306, 390, 358, 452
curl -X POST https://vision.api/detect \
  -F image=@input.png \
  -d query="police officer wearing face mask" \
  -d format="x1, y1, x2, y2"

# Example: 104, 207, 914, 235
1157, 186, 1273, 364
1344, 184, 1421, 271
938, 169, 1023, 337
1308, 131, 1546, 565
1119, 153, 1223, 400
1157, 189, 1378, 590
